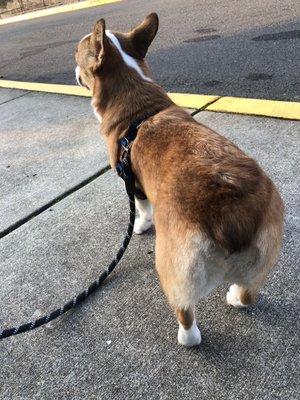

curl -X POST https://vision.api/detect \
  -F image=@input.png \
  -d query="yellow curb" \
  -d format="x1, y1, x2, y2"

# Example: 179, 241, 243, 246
0, 80, 91, 96
206, 96, 300, 121
0, 80, 218, 109
0, 0, 121, 26
1, 80, 299, 120
168, 93, 219, 109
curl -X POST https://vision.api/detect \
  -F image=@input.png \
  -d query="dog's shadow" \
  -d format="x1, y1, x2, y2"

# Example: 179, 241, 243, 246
187, 294, 297, 373
140, 225, 156, 237
238, 294, 298, 330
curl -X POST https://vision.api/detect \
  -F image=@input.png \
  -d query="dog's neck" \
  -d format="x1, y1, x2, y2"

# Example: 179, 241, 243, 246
90, 63, 174, 168
92, 75, 173, 139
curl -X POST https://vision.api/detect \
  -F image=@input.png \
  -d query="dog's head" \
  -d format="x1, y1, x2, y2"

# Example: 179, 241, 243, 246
74, 13, 159, 92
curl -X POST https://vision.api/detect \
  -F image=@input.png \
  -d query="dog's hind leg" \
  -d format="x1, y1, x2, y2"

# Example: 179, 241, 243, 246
226, 284, 258, 307
155, 214, 203, 346
226, 211, 282, 307
226, 189, 283, 308
176, 306, 201, 347
134, 197, 153, 234
226, 245, 281, 308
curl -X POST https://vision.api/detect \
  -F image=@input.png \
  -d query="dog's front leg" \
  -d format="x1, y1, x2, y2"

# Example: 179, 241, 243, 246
134, 197, 153, 234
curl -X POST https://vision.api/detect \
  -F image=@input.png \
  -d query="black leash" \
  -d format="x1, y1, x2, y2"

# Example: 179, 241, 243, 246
0, 120, 140, 341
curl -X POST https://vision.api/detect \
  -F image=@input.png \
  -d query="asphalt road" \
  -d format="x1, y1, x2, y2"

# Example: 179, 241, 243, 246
0, 0, 299, 100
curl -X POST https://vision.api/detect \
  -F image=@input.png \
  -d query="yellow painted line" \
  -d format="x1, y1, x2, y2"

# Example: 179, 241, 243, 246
0, 0, 121, 26
168, 93, 219, 109
206, 96, 300, 121
0, 80, 91, 96
0, 80, 218, 109
1, 79, 299, 119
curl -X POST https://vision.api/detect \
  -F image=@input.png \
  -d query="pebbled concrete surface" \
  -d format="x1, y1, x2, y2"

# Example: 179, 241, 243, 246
0, 100, 299, 399
0, 89, 107, 233
0, 0, 299, 100
0, 170, 299, 400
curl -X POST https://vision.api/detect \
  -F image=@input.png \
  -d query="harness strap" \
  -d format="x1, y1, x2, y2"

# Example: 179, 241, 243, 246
116, 113, 155, 199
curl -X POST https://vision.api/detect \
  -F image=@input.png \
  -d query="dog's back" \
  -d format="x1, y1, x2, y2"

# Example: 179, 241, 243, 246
133, 106, 283, 250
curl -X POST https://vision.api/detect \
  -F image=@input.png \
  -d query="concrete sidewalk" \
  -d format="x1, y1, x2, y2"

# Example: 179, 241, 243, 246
0, 88, 299, 400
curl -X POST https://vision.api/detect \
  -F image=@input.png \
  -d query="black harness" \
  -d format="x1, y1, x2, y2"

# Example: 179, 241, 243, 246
116, 116, 150, 200
0, 116, 150, 340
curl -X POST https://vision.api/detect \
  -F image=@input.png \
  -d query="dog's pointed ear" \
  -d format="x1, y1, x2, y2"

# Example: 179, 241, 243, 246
91, 19, 109, 68
130, 13, 159, 58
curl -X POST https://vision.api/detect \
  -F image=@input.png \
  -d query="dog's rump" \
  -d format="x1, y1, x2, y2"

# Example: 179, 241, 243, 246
174, 153, 277, 254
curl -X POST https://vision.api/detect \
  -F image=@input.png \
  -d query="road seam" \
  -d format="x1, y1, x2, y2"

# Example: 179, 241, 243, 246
1, 80, 299, 120
0, 0, 121, 26
190, 97, 221, 116
0, 166, 110, 240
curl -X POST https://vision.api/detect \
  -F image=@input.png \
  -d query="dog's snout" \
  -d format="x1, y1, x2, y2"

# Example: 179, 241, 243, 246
75, 65, 90, 90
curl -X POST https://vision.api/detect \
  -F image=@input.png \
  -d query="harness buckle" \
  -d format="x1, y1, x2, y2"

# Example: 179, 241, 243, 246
117, 113, 155, 183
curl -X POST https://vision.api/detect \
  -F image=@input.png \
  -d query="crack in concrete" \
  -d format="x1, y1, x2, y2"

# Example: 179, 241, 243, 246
0, 165, 111, 239
0, 90, 32, 106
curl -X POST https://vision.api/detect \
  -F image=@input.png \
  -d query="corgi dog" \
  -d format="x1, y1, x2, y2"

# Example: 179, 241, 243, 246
75, 13, 284, 347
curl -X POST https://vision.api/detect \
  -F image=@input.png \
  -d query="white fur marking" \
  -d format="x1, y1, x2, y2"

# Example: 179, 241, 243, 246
91, 100, 102, 123
226, 284, 248, 308
134, 198, 153, 234
178, 320, 201, 347
105, 30, 152, 82
75, 65, 82, 87
77, 33, 103, 122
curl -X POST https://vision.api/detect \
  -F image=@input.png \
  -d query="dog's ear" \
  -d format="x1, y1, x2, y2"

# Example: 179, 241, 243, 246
130, 13, 159, 58
91, 19, 109, 70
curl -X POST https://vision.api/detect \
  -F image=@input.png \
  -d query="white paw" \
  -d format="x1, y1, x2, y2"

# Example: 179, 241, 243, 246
226, 284, 247, 308
178, 320, 202, 347
134, 217, 152, 235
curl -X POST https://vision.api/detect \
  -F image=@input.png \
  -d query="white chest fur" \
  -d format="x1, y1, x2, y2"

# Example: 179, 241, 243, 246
91, 100, 102, 123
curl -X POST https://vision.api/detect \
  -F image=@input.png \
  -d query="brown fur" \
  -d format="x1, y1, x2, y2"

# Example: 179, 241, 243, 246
132, 109, 275, 254
75, 13, 284, 340
176, 307, 194, 330
240, 288, 255, 305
